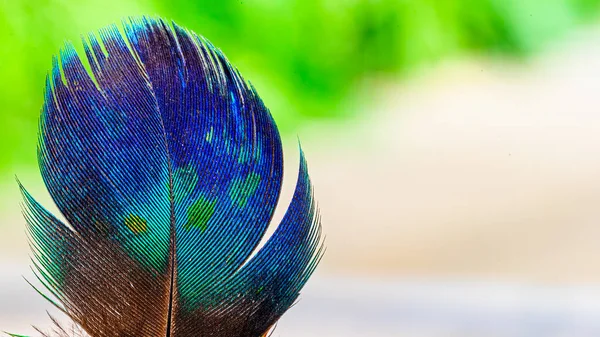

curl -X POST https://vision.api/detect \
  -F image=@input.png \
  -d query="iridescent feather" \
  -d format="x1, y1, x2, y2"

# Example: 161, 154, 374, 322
15, 16, 323, 337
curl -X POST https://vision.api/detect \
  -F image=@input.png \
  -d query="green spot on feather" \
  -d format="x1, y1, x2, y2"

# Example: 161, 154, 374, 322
237, 146, 250, 163
229, 172, 261, 207
125, 214, 148, 234
185, 197, 216, 232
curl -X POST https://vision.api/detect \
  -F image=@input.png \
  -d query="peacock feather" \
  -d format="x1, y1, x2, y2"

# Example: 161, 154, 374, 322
14, 16, 324, 337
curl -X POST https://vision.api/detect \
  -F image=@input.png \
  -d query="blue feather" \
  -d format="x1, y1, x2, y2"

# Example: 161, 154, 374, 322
17, 16, 323, 337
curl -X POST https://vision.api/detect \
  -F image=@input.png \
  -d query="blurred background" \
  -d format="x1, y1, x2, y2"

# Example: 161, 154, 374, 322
3, 0, 600, 336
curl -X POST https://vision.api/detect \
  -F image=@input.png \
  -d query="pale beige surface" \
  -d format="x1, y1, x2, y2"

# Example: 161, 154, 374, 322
4, 27, 600, 336
301, 29, 600, 282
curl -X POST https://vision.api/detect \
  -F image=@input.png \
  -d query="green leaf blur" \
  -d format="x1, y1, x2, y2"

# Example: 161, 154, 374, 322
1, 0, 599, 172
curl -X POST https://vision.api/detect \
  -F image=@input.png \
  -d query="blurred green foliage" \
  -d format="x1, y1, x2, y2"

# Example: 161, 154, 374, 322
1, 0, 599, 171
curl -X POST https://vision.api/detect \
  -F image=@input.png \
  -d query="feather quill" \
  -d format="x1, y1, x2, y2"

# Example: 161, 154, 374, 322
15, 16, 323, 337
